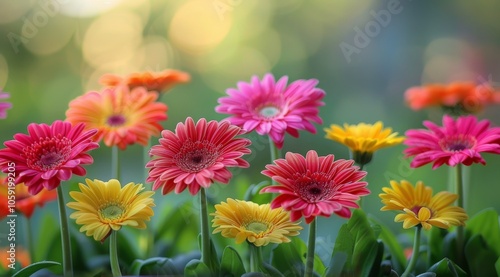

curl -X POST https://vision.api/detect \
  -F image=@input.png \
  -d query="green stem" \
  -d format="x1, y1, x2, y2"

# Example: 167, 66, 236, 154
57, 185, 73, 277
305, 218, 317, 277
143, 142, 155, 258
455, 164, 465, 264
111, 146, 120, 180
110, 231, 122, 277
401, 226, 422, 277
268, 135, 280, 163
248, 243, 263, 273
200, 188, 212, 269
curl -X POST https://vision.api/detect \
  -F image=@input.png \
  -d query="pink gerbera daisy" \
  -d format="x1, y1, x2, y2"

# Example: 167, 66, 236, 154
404, 115, 500, 169
215, 74, 325, 149
0, 121, 99, 194
146, 117, 252, 195
0, 90, 12, 119
260, 150, 369, 224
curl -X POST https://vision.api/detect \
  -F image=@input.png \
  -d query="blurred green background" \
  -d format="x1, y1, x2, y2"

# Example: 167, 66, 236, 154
1, 0, 500, 272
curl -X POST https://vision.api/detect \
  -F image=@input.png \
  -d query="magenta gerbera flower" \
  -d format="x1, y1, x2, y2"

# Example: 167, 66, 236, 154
0, 90, 12, 119
146, 117, 252, 195
215, 74, 325, 149
404, 115, 500, 169
0, 120, 99, 194
260, 150, 369, 224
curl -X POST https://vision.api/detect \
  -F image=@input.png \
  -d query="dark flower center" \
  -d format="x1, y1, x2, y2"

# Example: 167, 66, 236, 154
175, 140, 220, 173
439, 135, 476, 152
293, 172, 336, 203
24, 135, 72, 171
106, 114, 126, 126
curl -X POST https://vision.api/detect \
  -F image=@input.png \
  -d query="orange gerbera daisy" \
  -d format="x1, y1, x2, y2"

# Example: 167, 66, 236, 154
66, 86, 167, 150
0, 174, 57, 219
100, 69, 191, 93
405, 81, 500, 114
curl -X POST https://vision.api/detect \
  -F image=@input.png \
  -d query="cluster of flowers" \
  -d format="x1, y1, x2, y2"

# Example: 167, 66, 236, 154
0, 73, 499, 276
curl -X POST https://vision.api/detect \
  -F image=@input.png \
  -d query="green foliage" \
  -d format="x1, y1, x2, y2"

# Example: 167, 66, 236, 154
243, 181, 273, 205
427, 258, 467, 277
327, 209, 382, 277
271, 236, 325, 277
464, 234, 498, 276
12, 261, 61, 277
369, 216, 406, 272
185, 260, 212, 277
465, 208, 500, 256
129, 257, 180, 276
220, 246, 246, 277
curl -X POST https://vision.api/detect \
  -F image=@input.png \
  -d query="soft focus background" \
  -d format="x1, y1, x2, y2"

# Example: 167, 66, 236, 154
1, 0, 500, 272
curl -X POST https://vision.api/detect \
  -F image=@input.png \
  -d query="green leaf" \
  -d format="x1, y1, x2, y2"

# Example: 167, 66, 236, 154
465, 234, 498, 276
128, 257, 180, 276
327, 209, 381, 277
12, 261, 61, 277
184, 259, 212, 277
466, 208, 500, 256
427, 257, 467, 277
369, 216, 406, 272
428, 226, 448, 266
220, 246, 246, 277
271, 239, 304, 277
243, 181, 272, 205
261, 262, 285, 277
416, 273, 437, 277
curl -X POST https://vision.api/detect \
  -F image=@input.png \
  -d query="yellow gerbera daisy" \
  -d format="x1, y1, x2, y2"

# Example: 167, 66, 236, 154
211, 198, 302, 247
379, 180, 468, 230
67, 179, 155, 242
324, 121, 404, 165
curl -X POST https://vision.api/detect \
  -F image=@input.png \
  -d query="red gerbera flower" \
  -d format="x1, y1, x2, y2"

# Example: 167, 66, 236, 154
260, 150, 369, 223
404, 115, 500, 169
0, 121, 98, 194
146, 117, 252, 195
215, 74, 325, 149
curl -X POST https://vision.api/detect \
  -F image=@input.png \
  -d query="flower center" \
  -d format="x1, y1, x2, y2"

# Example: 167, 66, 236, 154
24, 136, 71, 171
257, 105, 281, 119
293, 173, 336, 203
175, 140, 219, 173
106, 114, 126, 126
247, 222, 268, 233
439, 135, 476, 152
100, 204, 124, 220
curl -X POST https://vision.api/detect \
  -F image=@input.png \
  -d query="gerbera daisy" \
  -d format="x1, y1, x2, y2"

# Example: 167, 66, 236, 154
0, 120, 98, 195
99, 69, 191, 93
215, 74, 325, 149
67, 178, 155, 242
404, 82, 500, 114
260, 150, 369, 223
324, 121, 404, 166
146, 117, 252, 195
404, 114, 500, 169
211, 198, 302, 247
380, 180, 468, 230
0, 174, 57, 219
66, 85, 167, 150
0, 90, 12, 119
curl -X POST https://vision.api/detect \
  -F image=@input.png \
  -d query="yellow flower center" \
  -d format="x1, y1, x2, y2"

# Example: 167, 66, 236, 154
100, 204, 124, 220
247, 222, 268, 234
